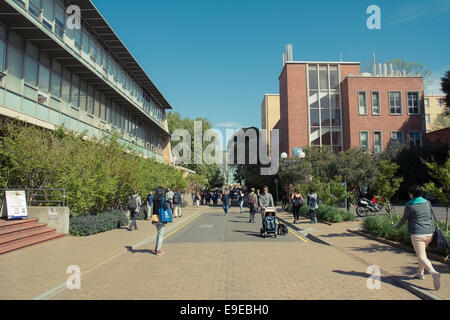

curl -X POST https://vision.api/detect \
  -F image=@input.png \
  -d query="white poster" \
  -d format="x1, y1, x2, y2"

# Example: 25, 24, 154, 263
1, 190, 28, 220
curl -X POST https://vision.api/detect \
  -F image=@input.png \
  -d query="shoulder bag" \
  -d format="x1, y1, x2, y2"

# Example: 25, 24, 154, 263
428, 201, 450, 250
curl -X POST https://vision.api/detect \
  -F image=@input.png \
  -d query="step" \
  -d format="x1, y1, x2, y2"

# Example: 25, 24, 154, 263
0, 222, 48, 237
0, 226, 57, 245
0, 232, 64, 255
0, 218, 39, 231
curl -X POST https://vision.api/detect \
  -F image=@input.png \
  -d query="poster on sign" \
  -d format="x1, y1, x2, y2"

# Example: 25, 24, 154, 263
1, 190, 28, 220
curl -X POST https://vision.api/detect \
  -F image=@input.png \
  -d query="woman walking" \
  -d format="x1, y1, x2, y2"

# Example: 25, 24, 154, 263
307, 188, 318, 224
291, 188, 304, 224
152, 187, 167, 256
395, 185, 440, 290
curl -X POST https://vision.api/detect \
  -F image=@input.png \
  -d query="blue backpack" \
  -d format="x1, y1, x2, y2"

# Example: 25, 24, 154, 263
158, 197, 173, 223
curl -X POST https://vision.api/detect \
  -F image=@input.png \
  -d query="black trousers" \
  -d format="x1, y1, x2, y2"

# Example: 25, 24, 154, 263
129, 211, 138, 230
309, 209, 317, 221
249, 204, 255, 222
293, 205, 300, 221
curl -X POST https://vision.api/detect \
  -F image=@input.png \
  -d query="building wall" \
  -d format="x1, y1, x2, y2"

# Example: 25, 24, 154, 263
425, 127, 450, 146
343, 76, 424, 152
424, 95, 446, 132
260, 94, 280, 152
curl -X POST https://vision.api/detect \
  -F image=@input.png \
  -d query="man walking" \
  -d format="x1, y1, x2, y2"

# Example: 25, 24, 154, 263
146, 190, 154, 221
238, 190, 245, 214
248, 188, 258, 223
173, 190, 183, 218
222, 190, 231, 215
127, 190, 142, 231
307, 188, 319, 224
258, 186, 274, 226
166, 187, 174, 211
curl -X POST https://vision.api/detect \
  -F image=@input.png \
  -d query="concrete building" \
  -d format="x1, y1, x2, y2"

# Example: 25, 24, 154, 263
0, 0, 173, 163
260, 93, 280, 152
276, 50, 425, 155
424, 94, 446, 132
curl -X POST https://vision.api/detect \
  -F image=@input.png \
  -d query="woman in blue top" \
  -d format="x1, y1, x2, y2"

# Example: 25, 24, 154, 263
395, 185, 440, 290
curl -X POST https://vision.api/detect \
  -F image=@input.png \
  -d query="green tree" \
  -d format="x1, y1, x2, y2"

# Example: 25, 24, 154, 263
423, 153, 450, 232
387, 59, 432, 88
431, 112, 450, 131
373, 160, 403, 207
441, 69, 450, 115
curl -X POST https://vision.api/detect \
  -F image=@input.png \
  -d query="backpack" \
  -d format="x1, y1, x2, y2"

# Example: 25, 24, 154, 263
293, 196, 303, 207
127, 196, 137, 212
309, 194, 318, 208
248, 194, 255, 206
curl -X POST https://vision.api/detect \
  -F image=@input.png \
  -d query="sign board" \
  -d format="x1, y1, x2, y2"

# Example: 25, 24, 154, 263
1, 190, 28, 220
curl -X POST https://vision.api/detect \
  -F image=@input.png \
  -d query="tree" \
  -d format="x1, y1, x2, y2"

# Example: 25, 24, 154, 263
423, 153, 450, 232
431, 112, 450, 131
373, 160, 403, 206
441, 69, 450, 115
386, 58, 432, 88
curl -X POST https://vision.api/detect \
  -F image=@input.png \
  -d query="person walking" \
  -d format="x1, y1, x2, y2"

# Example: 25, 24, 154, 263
222, 190, 231, 215
247, 188, 258, 223
307, 188, 318, 224
238, 190, 245, 214
395, 185, 441, 290
194, 192, 200, 207
173, 190, 183, 218
291, 188, 304, 224
127, 190, 142, 231
258, 186, 274, 227
152, 187, 167, 256
166, 187, 174, 211
146, 190, 154, 221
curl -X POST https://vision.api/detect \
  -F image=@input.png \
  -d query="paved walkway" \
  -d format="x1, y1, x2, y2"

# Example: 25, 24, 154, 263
0, 206, 203, 300
277, 209, 449, 300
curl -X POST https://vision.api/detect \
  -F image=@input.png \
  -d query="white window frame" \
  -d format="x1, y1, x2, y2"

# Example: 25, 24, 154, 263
373, 130, 382, 153
371, 90, 381, 115
407, 91, 421, 115
359, 131, 369, 152
358, 91, 367, 115
389, 91, 403, 115
390, 131, 404, 145
408, 131, 422, 146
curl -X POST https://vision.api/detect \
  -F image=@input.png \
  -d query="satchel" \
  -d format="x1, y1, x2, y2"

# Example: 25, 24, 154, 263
158, 197, 173, 223
428, 202, 450, 250
151, 214, 160, 224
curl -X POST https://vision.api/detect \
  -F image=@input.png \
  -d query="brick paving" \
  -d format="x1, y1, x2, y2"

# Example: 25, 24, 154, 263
277, 209, 450, 300
0, 206, 202, 300
52, 207, 417, 300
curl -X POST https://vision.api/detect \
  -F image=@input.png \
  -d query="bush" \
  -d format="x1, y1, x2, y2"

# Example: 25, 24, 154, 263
69, 210, 129, 236
298, 204, 355, 223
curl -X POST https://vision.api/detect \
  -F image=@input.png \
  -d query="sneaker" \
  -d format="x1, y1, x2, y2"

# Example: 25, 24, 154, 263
314, 218, 318, 223
413, 273, 425, 280
432, 272, 440, 290
155, 250, 165, 256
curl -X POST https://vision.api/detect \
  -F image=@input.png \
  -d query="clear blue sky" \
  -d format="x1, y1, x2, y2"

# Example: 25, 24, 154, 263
92, 0, 450, 131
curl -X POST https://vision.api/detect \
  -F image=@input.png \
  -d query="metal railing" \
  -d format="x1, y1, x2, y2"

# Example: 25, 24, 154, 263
0, 188, 66, 207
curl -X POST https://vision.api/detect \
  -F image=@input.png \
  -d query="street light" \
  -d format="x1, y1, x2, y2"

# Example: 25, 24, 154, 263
280, 148, 306, 188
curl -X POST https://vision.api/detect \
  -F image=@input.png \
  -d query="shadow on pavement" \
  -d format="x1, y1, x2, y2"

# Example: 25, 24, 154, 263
125, 246, 155, 255
348, 244, 408, 255
320, 233, 357, 238
232, 230, 262, 238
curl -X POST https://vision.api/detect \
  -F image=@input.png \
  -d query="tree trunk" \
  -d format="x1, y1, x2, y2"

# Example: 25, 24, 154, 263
446, 206, 448, 233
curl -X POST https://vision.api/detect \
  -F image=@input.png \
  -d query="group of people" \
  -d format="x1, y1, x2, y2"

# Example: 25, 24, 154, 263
127, 187, 184, 256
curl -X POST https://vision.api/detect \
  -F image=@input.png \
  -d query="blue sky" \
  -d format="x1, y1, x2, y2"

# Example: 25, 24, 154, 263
92, 0, 450, 131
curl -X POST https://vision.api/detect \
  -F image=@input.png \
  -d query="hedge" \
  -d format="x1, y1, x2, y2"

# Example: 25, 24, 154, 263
69, 210, 129, 236
298, 204, 356, 223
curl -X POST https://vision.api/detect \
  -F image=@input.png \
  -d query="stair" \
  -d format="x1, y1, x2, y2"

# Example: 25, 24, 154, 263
0, 218, 64, 254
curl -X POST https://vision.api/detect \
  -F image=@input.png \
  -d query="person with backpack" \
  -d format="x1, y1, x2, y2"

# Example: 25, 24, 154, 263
173, 190, 183, 218
307, 188, 319, 224
152, 186, 167, 256
395, 185, 441, 290
166, 187, 174, 211
222, 190, 231, 215
127, 190, 142, 231
247, 188, 258, 223
146, 190, 154, 221
291, 188, 304, 224
238, 190, 245, 213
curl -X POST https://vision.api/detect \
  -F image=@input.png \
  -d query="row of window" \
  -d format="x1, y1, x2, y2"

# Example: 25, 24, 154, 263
0, 27, 165, 153
13, 0, 165, 124
424, 97, 445, 109
358, 91, 421, 116
359, 130, 422, 153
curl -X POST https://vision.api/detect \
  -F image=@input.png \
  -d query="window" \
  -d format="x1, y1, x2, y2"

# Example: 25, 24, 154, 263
70, 74, 79, 107
24, 55, 38, 87
358, 91, 367, 115
87, 85, 94, 114
371, 91, 380, 115
308, 65, 318, 91
82, 31, 90, 55
425, 114, 430, 123
391, 131, 403, 145
29, 0, 41, 19
6, 44, 24, 93
329, 66, 339, 89
51, 60, 61, 98
42, 0, 54, 31
0, 38, 5, 74
407, 92, 420, 115
408, 131, 421, 146
319, 66, 328, 91
61, 68, 71, 103
424, 98, 429, 108
54, 2, 65, 38
360, 131, 369, 151
373, 131, 382, 153
438, 98, 444, 108
389, 91, 402, 115
79, 80, 87, 110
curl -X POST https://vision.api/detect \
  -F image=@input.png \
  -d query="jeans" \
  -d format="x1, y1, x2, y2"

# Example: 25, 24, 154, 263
249, 204, 255, 222
173, 204, 181, 217
129, 211, 138, 230
155, 223, 166, 252
223, 204, 229, 215
239, 201, 244, 213
411, 235, 436, 275
309, 209, 317, 222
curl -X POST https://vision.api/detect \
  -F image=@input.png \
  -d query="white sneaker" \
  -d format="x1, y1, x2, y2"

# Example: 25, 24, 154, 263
432, 272, 440, 290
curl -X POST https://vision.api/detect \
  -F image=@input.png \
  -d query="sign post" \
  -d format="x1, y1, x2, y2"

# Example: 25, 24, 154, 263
1, 190, 28, 220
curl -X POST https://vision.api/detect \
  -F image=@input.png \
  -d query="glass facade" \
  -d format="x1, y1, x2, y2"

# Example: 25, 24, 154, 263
0, 1, 169, 160
307, 64, 343, 153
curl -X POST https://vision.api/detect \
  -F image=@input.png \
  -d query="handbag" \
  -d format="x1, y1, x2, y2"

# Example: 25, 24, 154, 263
428, 202, 450, 250
158, 197, 173, 223
151, 214, 160, 224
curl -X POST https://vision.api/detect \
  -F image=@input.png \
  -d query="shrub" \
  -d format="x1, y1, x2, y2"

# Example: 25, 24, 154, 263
298, 204, 355, 223
69, 210, 129, 236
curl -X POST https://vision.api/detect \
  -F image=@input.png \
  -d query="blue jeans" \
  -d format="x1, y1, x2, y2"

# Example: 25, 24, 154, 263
155, 223, 166, 251
239, 201, 244, 213
223, 204, 229, 215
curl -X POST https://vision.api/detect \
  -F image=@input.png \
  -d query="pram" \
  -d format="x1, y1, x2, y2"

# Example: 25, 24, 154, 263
260, 207, 277, 238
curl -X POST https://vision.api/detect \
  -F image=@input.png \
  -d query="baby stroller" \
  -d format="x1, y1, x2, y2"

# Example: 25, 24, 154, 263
260, 207, 277, 238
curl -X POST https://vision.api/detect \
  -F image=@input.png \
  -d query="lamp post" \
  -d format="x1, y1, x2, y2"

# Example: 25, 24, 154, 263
280, 149, 306, 189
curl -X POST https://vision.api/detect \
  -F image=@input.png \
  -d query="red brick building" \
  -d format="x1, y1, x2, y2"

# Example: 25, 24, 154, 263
276, 61, 425, 155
